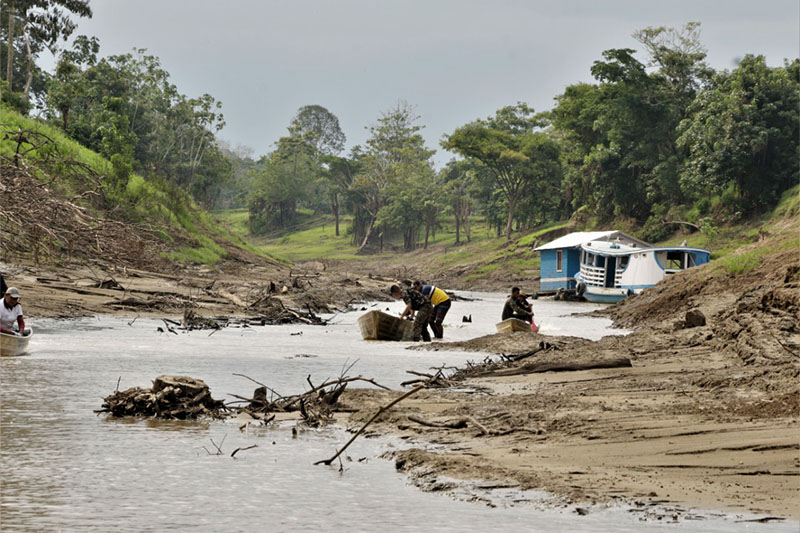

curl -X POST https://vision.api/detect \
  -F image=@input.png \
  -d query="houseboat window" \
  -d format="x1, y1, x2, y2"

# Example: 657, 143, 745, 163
557, 250, 563, 272
619, 256, 629, 269
666, 251, 684, 269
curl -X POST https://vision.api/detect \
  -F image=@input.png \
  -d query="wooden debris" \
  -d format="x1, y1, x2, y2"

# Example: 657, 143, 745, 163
492, 357, 633, 377
95, 375, 226, 419
315, 386, 424, 466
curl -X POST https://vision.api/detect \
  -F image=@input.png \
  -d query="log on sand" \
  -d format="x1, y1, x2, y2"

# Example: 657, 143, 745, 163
492, 357, 632, 377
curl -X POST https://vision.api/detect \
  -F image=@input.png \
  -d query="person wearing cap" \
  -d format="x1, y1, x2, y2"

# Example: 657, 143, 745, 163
1, 287, 26, 336
502, 287, 533, 323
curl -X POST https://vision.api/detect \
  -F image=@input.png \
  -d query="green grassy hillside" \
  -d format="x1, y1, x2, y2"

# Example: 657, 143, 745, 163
0, 105, 281, 267
214, 184, 799, 288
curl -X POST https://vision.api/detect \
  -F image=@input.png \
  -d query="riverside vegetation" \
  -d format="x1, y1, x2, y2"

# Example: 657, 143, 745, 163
1, 4, 798, 523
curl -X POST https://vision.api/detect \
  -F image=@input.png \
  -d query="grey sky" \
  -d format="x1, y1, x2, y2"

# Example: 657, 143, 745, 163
44, 0, 800, 165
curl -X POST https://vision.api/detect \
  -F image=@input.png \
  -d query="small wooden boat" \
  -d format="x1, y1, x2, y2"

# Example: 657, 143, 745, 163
0, 327, 33, 357
496, 318, 536, 334
358, 311, 414, 341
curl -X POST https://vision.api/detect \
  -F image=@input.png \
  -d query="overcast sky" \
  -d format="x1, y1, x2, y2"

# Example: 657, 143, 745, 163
42, 0, 800, 165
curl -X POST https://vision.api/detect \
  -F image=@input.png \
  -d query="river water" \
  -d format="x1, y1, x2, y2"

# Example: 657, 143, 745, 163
0, 293, 793, 532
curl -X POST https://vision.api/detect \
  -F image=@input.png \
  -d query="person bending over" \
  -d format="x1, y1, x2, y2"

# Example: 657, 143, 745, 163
413, 281, 451, 339
390, 284, 432, 342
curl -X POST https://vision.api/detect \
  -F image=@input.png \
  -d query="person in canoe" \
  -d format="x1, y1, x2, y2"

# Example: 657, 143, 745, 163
412, 281, 451, 339
502, 287, 533, 323
1, 287, 26, 336
390, 284, 432, 342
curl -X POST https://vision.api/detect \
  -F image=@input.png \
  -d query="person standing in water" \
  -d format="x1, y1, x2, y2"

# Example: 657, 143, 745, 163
412, 281, 451, 339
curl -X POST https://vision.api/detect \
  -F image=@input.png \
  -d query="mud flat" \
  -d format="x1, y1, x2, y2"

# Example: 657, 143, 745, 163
337, 243, 799, 521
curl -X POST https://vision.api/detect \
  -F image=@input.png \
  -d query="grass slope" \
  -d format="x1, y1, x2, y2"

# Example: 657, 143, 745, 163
216, 185, 799, 288
1, 105, 281, 267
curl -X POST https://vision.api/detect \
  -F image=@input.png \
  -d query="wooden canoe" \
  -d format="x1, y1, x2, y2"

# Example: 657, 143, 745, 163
0, 327, 33, 357
358, 310, 414, 341
495, 318, 535, 334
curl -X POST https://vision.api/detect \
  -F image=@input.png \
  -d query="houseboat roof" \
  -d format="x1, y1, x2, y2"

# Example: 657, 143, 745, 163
534, 231, 649, 251
581, 241, 711, 256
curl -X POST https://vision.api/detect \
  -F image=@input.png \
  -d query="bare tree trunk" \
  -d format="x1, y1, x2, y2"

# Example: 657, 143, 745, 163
22, 22, 32, 98
455, 214, 460, 244
331, 194, 340, 236
357, 217, 375, 251
424, 223, 430, 249
505, 196, 516, 241
6, 1, 16, 88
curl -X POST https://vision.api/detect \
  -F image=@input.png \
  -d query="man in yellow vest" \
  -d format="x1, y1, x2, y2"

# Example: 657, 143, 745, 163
413, 281, 451, 339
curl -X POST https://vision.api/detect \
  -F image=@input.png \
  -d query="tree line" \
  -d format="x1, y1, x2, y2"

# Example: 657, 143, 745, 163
2, 8, 797, 251
245, 23, 797, 250
2, 0, 232, 211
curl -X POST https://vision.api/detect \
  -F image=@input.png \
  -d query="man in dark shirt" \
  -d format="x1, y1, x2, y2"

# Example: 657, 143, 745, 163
502, 287, 533, 323
390, 284, 432, 341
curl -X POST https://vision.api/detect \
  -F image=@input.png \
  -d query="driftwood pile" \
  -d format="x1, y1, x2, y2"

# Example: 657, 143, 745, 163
230, 372, 390, 427
96, 372, 389, 426
96, 375, 226, 419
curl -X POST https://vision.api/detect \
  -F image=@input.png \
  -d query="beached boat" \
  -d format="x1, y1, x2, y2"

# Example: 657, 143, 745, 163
496, 318, 537, 334
358, 311, 414, 341
574, 241, 710, 303
0, 327, 33, 357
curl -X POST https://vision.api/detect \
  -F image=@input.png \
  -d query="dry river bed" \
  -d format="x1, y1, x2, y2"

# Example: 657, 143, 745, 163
3, 260, 798, 525
338, 330, 799, 523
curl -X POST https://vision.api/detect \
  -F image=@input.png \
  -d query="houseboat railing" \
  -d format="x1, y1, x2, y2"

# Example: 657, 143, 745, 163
580, 264, 625, 288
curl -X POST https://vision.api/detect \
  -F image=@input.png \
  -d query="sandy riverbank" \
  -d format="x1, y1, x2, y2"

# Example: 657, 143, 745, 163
2, 237, 797, 522
334, 243, 799, 521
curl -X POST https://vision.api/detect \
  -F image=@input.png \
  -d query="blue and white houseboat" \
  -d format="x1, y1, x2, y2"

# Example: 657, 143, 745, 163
535, 231, 711, 303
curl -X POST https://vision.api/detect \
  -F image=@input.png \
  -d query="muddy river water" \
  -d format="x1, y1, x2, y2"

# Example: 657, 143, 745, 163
0, 293, 793, 532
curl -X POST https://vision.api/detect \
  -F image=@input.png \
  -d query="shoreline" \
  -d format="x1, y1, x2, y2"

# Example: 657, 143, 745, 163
3, 259, 798, 521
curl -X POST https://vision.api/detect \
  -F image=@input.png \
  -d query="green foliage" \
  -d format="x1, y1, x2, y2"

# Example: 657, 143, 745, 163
442, 103, 561, 240
717, 248, 768, 275
44, 44, 230, 206
0, 81, 32, 114
350, 101, 437, 250
677, 55, 799, 215
774, 185, 800, 218
0, 105, 252, 266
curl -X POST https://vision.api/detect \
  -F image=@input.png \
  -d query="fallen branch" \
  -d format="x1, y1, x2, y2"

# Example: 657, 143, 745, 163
493, 357, 632, 377
231, 444, 258, 458
314, 386, 424, 466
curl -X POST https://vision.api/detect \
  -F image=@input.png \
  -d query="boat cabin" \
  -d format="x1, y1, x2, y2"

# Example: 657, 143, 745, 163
534, 231, 648, 291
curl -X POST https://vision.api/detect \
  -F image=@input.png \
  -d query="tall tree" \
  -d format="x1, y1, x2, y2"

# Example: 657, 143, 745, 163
352, 101, 435, 251
677, 55, 800, 214
290, 104, 346, 159
441, 159, 476, 244
443, 103, 560, 240
2, 0, 91, 98
322, 151, 360, 236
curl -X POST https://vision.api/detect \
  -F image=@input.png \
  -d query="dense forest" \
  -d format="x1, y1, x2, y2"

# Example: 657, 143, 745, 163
2, 3, 798, 254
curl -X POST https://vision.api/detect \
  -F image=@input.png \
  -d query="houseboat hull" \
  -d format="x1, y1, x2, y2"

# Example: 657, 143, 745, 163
358, 311, 414, 341
580, 286, 630, 304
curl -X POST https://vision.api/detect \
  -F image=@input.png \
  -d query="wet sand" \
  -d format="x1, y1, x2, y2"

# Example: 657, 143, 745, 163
3, 250, 798, 522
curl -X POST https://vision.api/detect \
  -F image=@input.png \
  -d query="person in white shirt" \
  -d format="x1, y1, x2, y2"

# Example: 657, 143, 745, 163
0, 287, 25, 335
